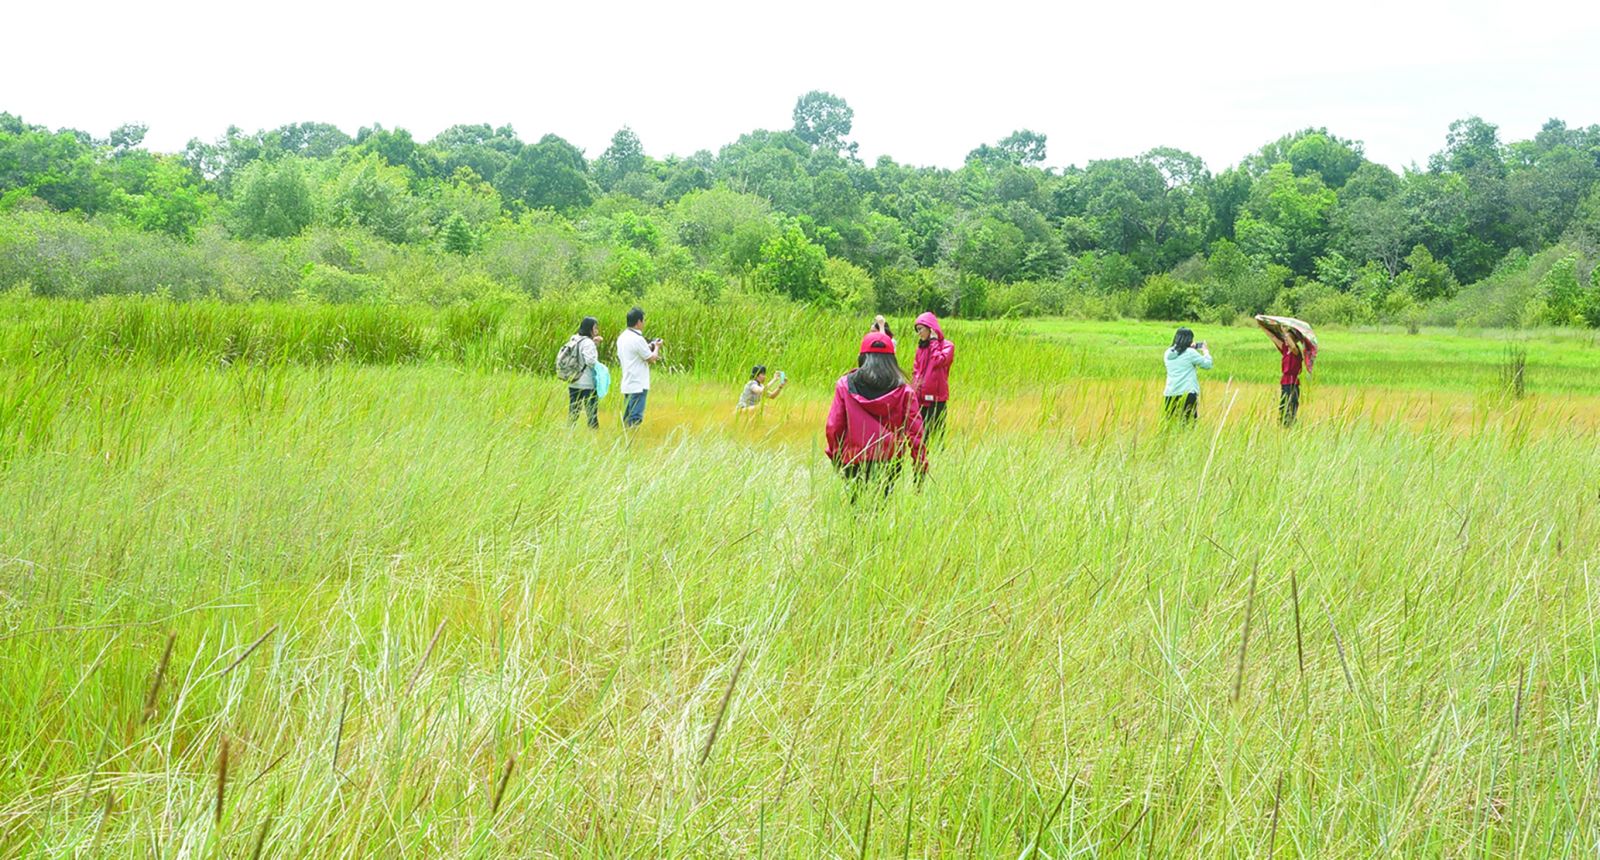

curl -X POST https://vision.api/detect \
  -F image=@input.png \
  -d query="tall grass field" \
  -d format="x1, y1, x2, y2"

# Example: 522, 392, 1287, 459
3, 296, 1599, 856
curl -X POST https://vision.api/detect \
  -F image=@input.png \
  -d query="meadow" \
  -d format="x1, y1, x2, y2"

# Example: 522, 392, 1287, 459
2, 297, 1599, 857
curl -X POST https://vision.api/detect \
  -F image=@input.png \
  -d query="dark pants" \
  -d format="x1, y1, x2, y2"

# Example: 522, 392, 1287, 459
568, 387, 598, 428
1279, 383, 1300, 426
920, 400, 948, 440
1164, 393, 1198, 424
622, 391, 647, 428
841, 459, 903, 503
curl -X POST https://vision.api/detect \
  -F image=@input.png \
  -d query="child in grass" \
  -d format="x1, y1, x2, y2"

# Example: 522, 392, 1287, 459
736, 365, 786, 411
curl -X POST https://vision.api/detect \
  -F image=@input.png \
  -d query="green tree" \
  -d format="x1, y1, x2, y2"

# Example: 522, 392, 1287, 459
967, 130, 1048, 166
821, 257, 874, 311
354, 124, 438, 182
431, 124, 523, 189
791, 91, 853, 152
441, 212, 476, 255
326, 153, 426, 243
670, 185, 772, 266
497, 134, 593, 213
758, 223, 828, 301
1242, 162, 1336, 273
230, 157, 315, 239
594, 127, 647, 192
126, 156, 212, 238
1247, 128, 1364, 188
1397, 244, 1457, 301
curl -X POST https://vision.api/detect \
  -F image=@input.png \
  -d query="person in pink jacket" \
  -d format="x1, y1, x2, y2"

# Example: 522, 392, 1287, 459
825, 332, 928, 499
911, 311, 954, 438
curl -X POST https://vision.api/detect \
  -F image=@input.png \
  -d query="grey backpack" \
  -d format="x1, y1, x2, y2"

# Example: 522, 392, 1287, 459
555, 335, 586, 382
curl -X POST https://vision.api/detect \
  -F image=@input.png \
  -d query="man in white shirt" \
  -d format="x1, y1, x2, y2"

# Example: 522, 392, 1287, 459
616, 306, 662, 428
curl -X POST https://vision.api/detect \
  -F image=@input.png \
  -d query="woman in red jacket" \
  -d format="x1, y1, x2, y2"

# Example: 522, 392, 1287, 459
911, 312, 954, 439
825, 332, 927, 499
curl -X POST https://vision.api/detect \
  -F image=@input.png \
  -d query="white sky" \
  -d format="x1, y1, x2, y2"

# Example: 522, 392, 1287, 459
4, 0, 1598, 173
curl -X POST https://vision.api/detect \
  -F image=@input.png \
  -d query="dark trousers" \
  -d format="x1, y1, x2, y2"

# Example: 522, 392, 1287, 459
567, 387, 598, 428
841, 459, 903, 502
1279, 383, 1300, 426
920, 400, 948, 440
1163, 393, 1198, 424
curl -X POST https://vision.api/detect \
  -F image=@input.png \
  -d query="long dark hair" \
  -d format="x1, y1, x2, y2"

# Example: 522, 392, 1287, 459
578, 316, 598, 338
1170, 327, 1194, 356
855, 352, 907, 391
750, 364, 766, 380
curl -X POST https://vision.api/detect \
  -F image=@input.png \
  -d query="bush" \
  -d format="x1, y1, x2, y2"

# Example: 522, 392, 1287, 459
1137, 274, 1202, 321
604, 247, 655, 298
821, 257, 873, 313
299, 263, 379, 303
1299, 291, 1374, 325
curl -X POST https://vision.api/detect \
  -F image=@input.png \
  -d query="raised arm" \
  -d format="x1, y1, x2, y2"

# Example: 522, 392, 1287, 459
1257, 318, 1288, 353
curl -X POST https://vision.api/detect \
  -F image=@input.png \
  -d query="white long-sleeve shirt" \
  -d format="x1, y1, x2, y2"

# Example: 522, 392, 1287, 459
617, 328, 654, 394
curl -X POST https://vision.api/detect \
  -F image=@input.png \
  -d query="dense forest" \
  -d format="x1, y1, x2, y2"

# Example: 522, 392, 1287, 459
3, 92, 1600, 327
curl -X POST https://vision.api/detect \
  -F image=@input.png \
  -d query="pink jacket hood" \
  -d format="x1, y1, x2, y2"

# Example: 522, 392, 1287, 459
824, 373, 927, 470
912, 313, 954, 403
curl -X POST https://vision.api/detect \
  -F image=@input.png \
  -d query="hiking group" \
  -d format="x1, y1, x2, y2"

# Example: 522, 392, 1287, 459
558, 307, 1312, 495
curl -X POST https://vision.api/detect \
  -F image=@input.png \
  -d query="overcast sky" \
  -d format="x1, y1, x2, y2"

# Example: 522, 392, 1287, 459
5, 0, 1598, 173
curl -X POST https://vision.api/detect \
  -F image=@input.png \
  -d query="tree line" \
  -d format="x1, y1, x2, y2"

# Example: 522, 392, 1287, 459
2, 92, 1599, 327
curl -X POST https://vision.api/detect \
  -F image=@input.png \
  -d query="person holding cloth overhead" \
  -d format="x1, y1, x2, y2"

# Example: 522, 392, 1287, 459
1162, 327, 1212, 423
911, 312, 954, 439
1255, 315, 1316, 427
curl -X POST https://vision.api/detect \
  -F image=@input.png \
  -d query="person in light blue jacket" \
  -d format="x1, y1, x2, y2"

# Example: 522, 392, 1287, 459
1162, 327, 1213, 423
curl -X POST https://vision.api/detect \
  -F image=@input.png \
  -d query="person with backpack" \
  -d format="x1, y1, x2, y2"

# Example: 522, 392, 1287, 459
825, 332, 927, 500
1162, 327, 1213, 424
556, 316, 604, 428
911, 312, 954, 439
617, 306, 662, 429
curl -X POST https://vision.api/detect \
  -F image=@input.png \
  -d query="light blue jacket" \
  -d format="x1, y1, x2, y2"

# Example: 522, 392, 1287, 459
1163, 347, 1213, 396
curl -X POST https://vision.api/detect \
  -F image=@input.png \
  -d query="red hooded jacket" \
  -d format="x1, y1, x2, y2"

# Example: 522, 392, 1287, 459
824, 373, 927, 471
911, 312, 954, 404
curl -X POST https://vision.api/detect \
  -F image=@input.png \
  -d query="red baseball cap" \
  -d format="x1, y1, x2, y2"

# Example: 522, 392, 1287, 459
859, 332, 896, 355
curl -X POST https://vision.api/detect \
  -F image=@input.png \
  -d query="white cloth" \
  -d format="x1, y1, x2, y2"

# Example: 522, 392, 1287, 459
572, 337, 599, 389
617, 328, 654, 394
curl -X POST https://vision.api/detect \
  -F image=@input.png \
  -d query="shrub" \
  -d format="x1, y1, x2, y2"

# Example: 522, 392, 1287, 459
1138, 274, 1202, 321
1299, 291, 1374, 325
299, 263, 379, 303
821, 257, 873, 313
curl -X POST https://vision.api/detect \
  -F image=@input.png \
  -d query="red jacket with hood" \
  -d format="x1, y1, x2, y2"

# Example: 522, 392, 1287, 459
911, 312, 954, 404
824, 373, 927, 471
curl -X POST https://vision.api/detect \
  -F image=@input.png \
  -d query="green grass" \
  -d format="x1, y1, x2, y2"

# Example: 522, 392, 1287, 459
3, 298, 1600, 856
